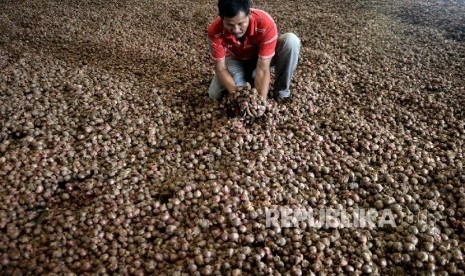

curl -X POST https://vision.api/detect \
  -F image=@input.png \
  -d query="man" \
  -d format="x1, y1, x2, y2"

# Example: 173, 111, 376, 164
207, 0, 300, 102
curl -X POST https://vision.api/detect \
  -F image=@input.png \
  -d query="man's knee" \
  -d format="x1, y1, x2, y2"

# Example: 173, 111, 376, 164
208, 77, 227, 100
280, 33, 301, 52
208, 88, 225, 100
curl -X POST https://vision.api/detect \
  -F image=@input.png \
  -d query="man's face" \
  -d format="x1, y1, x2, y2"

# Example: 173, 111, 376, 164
222, 11, 250, 39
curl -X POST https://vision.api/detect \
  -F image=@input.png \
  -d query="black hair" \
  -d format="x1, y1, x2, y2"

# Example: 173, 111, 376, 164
218, 0, 250, 18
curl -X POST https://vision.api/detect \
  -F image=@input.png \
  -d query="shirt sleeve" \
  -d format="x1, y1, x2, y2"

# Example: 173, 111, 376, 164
208, 20, 226, 61
258, 20, 278, 60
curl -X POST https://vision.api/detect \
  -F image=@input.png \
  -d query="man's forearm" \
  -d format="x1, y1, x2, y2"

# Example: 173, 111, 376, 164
254, 68, 270, 99
216, 68, 237, 94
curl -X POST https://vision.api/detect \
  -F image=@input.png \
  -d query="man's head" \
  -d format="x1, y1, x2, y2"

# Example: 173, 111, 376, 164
218, 0, 250, 39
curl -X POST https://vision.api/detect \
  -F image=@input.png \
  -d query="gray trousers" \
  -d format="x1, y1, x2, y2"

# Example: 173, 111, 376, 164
208, 33, 301, 100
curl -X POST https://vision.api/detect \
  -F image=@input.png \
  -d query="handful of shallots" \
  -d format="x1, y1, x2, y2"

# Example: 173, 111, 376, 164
225, 83, 268, 120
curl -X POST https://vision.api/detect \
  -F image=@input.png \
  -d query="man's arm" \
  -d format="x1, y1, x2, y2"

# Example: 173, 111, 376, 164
254, 58, 272, 100
214, 59, 237, 94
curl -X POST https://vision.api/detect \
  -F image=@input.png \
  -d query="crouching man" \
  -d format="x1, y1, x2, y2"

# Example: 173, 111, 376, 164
207, 0, 300, 102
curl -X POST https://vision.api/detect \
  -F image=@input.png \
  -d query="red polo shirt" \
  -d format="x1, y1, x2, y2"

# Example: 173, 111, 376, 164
208, 8, 278, 61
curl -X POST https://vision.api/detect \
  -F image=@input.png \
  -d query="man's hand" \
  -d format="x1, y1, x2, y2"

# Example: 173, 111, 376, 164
214, 59, 237, 94
254, 58, 271, 100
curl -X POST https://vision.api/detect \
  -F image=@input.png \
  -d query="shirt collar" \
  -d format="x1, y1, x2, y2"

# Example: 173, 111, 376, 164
248, 11, 256, 36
